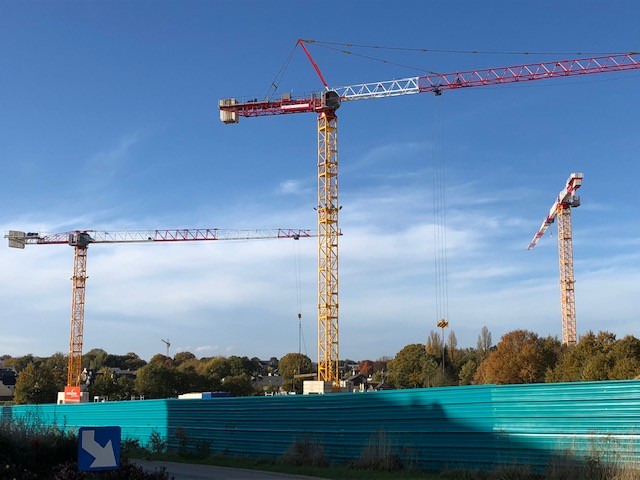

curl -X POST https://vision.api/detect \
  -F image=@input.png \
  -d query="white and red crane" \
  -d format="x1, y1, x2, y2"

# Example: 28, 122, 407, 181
5, 228, 315, 401
528, 173, 583, 346
219, 41, 638, 385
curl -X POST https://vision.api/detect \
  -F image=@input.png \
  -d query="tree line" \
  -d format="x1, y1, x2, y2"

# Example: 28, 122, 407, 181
3, 327, 640, 404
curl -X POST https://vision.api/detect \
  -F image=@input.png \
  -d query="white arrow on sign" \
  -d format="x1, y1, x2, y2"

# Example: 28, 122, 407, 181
81, 429, 117, 468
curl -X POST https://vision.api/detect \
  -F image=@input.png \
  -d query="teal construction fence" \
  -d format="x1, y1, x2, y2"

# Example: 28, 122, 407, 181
4, 380, 640, 471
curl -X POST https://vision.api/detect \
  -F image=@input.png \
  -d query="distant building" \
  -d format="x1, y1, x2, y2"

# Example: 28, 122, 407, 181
340, 373, 393, 392
253, 373, 283, 392
0, 367, 17, 401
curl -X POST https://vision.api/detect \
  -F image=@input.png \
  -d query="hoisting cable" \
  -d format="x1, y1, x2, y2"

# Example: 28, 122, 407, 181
303, 40, 622, 57
302, 41, 442, 75
432, 95, 450, 331
265, 41, 299, 100
292, 237, 307, 356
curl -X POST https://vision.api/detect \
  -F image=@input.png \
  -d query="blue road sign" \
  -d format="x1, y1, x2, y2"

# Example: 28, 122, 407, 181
78, 426, 121, 471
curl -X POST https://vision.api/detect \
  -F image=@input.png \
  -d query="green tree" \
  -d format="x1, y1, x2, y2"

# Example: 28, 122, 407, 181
176, 359, 209, 394
2, 354, 36, 373
609, 336, 640, 379
200, 356, 231, 386
220, 375, 255, 396
134, 362, 177, 399
173, 351, 196, 367
149, 353, 173, 366
122, 352, 147, 371
91, 367, 119, 399
13, 363, 60, 404
44, 352, 67, 386
228, 355, 253, 377
547, 331, 640, 382
83, 348, 108, 370
387, 344, 429, 389
459, 360, 477, 385
115, 375, 136, 400
279, 353, 313, 394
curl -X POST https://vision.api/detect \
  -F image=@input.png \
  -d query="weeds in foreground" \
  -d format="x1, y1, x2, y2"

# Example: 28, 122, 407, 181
280, 436, 328, 467
0, 414, 170, 479
354, 430, 404, 472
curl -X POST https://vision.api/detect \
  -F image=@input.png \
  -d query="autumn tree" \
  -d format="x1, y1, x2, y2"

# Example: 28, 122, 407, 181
474, 330, 560, 385
13, 363, 60, 404
425, 331, 443, 358
358, 360, 375, 377
448, 331, 458, 364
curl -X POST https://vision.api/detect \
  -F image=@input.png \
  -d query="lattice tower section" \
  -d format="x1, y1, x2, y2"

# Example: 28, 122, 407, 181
68, 246, 88, 387
557, 205, 576, 346
317, 111, 339, 384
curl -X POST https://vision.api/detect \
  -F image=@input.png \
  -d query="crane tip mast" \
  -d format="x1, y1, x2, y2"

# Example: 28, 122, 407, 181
528, 172, 583, 346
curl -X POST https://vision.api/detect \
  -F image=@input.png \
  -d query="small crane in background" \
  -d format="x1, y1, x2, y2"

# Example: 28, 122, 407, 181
161, 339, 171, 358
528, 173, 583, 346
6, 227, 316, 402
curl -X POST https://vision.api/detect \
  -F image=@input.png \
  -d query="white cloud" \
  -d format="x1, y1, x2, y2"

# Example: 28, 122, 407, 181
1, 175, 637, 362
277, 179, 306, 195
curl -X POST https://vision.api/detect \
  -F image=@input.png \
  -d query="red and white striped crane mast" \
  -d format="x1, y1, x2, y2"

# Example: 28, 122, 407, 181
219, 43, 639, 384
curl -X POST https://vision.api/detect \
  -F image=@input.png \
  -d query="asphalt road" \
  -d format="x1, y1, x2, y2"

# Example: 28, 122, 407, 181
134, 459, 327, 480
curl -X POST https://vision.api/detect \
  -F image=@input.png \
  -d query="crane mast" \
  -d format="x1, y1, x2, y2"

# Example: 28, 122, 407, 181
219, 45, 639, 385
528, 173, 583, 346
6, 227, 316, 399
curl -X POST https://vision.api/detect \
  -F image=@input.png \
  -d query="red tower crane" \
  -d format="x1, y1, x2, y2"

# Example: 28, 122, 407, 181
6, 228, 315, 402
219, 43, 639, 385
527, 173, 583, 346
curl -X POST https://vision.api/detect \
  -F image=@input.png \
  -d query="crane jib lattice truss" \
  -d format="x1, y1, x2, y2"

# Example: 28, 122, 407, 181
6, 228, 317, 391
219, 45, 639, 385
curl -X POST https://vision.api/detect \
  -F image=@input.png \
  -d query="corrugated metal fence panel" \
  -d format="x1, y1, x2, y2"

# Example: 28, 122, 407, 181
490, 380, 640, 469
11, 399, 168, 446
166, 384, 496, 470
5, 380, 640, 471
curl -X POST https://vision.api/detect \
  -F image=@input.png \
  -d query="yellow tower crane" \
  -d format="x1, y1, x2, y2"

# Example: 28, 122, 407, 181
219, 41, 639, 384
527, 173, 583, 346
6, 228, 315, 402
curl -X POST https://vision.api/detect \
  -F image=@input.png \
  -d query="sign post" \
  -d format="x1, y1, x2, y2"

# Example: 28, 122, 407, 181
78, 426, 121, 472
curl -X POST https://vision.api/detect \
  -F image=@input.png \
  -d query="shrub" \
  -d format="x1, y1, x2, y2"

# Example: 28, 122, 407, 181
281, 437, 327, 467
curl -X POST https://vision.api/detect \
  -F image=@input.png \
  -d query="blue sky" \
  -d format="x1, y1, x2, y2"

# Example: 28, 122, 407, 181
1, 1, 639, 363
